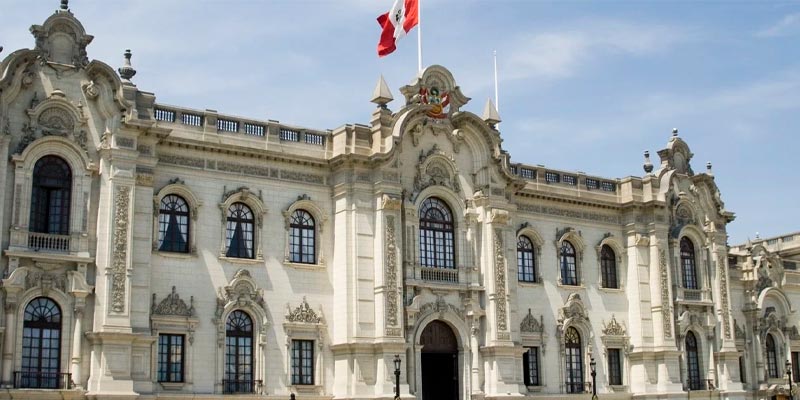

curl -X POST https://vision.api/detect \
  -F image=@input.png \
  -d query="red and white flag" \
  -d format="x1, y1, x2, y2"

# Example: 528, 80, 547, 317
376, 0, 419, 57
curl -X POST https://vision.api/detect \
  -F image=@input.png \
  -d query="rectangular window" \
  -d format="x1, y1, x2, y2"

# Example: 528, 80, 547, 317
608, 348, 622, 386
520, 168, 536, 179
545, 171, 560, 183
291, 340, 314, 385
523, 347, 540, 386
158, 334, 184, 383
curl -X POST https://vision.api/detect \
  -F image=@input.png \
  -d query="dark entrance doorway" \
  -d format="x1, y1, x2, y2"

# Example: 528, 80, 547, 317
420, 320, 458, 400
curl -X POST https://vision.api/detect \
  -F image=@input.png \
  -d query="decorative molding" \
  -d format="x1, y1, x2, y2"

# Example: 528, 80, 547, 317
151, 286, 194, 317
734, 319, 745, 340
213, 269, 269, 349
659, 249, 672, 338
517, 203, 621, 224
384, 215, 400, 336
111, 185, 131, 314
411, 144, 461, 201
494, 229, 509, 338
286, 297, 323, 324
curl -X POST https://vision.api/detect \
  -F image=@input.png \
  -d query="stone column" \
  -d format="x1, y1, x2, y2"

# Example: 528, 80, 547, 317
1, 303, 16, 387
71, 309, 83, 388
470, 320, 482, 394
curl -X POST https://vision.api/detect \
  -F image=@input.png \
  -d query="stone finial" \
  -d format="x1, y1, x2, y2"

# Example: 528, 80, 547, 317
643, 150, 654, 174
370, 75, 393, 108
60, 0, 68, 11
482, 98, 501, 127
706, 162, 713, 176
672, 128, 679, 137
118, 49, 137, 82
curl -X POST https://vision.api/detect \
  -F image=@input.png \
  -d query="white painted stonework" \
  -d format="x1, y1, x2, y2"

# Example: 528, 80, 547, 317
0, 4, 795, 400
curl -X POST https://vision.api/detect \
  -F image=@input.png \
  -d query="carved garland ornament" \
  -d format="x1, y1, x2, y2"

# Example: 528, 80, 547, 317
719, 255, 732, 339
111, 186, 131, 313
659, 249, 672, 338
385, 215, 400, 336
520, 309, 544, 333
494, 229, 509, 339
602, 315, 626, 336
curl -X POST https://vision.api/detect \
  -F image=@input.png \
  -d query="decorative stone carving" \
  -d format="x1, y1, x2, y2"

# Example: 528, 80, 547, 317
659, 249, 672, 338
213, 269, 269, 348
286, 297, 323, 324
411, 145, 461, 201
758, 308, 786, 338
152, 286, 194, 317
24, 269, 67, 294
82, 80, 99, 99
558, 293, 589, 327
110, 185, 131, 313
734, 319, 745, 340
38, 107, 75, 133
520, 309, 543, 333
417, 294, 465, 322
790, 326, 800, 341
718, 256, 732, 339
602, 315, 626, 336
385, 215, 400, 335
494, 229, 509, 338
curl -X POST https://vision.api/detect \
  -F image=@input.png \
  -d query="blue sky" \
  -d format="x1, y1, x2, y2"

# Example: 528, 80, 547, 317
2, 0, 798, 244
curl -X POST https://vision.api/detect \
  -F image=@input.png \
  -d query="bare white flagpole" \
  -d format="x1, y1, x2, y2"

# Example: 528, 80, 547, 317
417, 0, 423, 72
493, 50, 499, 111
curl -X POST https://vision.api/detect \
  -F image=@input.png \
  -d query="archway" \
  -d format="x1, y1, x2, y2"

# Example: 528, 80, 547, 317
420, 320, 458, 400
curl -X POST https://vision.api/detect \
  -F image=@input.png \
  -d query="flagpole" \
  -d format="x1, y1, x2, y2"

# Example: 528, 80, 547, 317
493, 50, 499, 111
417, 0, 423, 72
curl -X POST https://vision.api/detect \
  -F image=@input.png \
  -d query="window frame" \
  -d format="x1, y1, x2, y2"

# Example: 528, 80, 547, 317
225, 202, 256, 259
29, 155, 72, 236
152, 181, 201, 257
157, 194, 190, 253
600, 245, 618, 289
418, 197, 456, 269
564, 327, 584, 394
20, 297, 63, 389
282, 196, 327, 269
523, 346, 541, 387
517, 236, 537, 283
218, 188, 266, 263
291, 339, 315, 385
607, 348, 623, 386
157, 333, 185, 383
681, 237, 699, 290
560, 241, 579, 286
224, 310, 255, 394
289, 210, 316, 264
686, 331, 703, 390
766, 333, 779, 379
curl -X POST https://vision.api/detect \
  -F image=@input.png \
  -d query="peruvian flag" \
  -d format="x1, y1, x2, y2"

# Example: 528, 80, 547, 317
376, 0, 419, 57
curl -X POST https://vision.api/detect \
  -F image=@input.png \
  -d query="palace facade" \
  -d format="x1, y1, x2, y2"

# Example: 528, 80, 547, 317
0, 3, 797, 400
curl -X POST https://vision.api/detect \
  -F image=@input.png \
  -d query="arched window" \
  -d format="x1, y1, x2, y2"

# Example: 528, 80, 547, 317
226, 203, 254, 259
517, 236, 536, 282
681, 238, 698, 289
419, 197, 455, 269
30, 156, 72, 235
21, 297, 62, 389
289, 210, 315, 264
766, 334, 779, 379
560, 241, 578, 286
601, 245, 618, 289
224, 310, 254, 394
158, 194, 189, 253
564, 327, 583, 393
686, 331, 703, 390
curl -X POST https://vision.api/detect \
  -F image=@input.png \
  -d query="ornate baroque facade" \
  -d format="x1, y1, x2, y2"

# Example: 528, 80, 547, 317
0, 3, 795, 400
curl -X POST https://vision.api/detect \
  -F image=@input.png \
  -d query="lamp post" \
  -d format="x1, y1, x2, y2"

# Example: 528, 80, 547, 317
590, 357, 598, 400
394, 354, 401, 400
787, 360, 794, 400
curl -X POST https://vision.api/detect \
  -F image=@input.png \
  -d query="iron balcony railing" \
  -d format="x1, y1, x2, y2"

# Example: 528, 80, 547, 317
14, 371, 73, 389
222, 379, 262, 394
27, 232, 70, 252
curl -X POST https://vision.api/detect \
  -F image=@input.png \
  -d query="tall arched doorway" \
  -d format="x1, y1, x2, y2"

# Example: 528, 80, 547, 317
420, 320, 458, 400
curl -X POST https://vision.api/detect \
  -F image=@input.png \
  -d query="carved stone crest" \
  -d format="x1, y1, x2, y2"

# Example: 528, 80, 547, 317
602, 315, 626, 336
520, 309, 543, 333
152, 286, 194, 317
286, 297, 323, 324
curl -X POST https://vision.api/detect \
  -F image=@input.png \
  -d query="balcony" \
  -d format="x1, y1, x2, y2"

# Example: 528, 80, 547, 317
222, 379, 262, 394
675, 287, 713, 306
14, 371, 73, 389
27, 232, 70, 252
418, 266, 459, 283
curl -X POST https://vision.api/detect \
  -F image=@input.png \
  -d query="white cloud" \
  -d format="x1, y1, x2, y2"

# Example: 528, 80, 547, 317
756, 13, 800, 37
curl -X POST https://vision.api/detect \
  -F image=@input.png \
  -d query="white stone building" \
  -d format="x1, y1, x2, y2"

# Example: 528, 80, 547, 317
0, 3, 790, 400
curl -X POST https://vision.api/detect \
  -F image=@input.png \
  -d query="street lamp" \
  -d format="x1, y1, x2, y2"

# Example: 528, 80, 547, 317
787, 359, 794, 400
590, 357, 598, 400
394, 354, 401, 400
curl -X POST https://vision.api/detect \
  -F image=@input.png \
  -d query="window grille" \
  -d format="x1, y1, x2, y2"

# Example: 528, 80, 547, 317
601, 181, 615, 192
304, 132, 325, 146
226, 203, 254, 259
224, 311, 254, 394
158, 334, 184, 383
289, 210, 316, 264
601, 245, 618, 289
545, 172, 560, 183
586, 178, 599, 190
563, 175, 577, 186
291, 340, 314, 385
564, 327, 584, 393
419, 197, 455, 270
608, 349, 622, 386
158, 194, 189, 253
523, 347, 540, 386
517, 236, 536, 283
560, 241, 578, 286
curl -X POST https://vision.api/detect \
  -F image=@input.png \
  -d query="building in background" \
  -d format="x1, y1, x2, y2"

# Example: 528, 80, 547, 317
0, 3, 792, 400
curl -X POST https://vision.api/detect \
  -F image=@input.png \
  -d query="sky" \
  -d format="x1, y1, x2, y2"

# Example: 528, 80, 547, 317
1, 0, 798, 245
